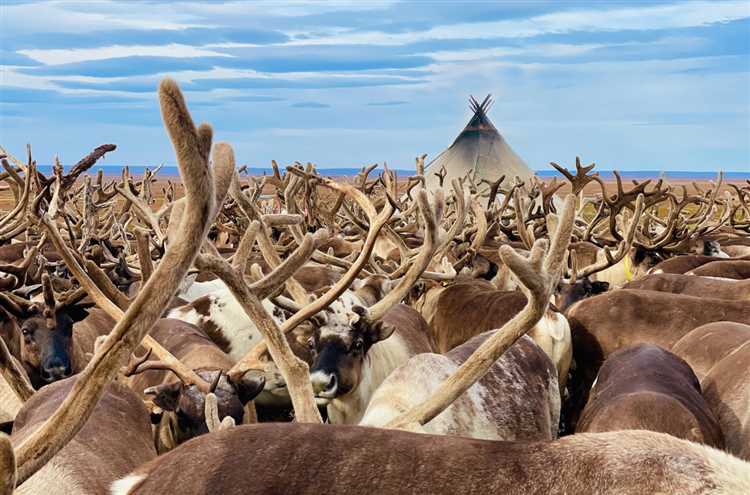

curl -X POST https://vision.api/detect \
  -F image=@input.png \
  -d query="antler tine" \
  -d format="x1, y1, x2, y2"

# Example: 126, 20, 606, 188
386, 194, 576, 430
429, 179, 466, 268
121, 348, 153, 376
40, 273, 56, 327
435, 165, 447, 188
134, 228, 153, 285
415, 154, 427, 176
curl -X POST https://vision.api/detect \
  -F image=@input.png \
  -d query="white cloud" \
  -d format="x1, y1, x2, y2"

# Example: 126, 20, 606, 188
428, 43, 606, 62
286, 1, 750, 46
18, 44, 232, 65
0, 1, 203, 33
172, 0, 398, 18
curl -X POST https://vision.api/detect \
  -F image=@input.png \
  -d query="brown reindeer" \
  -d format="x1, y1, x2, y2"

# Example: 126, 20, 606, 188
624, 272, 750, 301
649, 254, 750, 275
576, 343, 724, 448
0, 277, 108, 388
125, 319, 264, 452
111, 423, 750, 495
687, 259, 750, 279
671, 322, 750, 460
671, 322, 750, 381
12, 377, 155, 494
702, 341, 750, 460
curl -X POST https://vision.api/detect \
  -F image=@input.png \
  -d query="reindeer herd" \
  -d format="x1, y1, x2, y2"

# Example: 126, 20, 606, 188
0, 79, 749, 494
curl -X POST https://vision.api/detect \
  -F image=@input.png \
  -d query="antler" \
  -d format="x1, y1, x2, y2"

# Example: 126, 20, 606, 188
385, 194, 575, 431
13, 78, 223, 485
575, 194, 645, 279
367, 189, 442, 321
550, 157, 597, 195
0, 336, 34, 403
0, 434, 14, 495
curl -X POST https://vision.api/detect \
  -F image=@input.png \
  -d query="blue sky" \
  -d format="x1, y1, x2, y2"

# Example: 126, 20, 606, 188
1, 0, 749, 172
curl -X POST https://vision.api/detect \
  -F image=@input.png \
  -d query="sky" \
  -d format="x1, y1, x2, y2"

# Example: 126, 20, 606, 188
1, 0, 749, 172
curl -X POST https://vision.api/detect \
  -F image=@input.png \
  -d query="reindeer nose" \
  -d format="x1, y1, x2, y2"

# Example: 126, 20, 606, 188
310, 371, 338, 398
42, 358, 72, 382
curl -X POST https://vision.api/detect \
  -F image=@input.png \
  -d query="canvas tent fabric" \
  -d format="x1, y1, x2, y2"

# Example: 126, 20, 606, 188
424, 95, 534, 190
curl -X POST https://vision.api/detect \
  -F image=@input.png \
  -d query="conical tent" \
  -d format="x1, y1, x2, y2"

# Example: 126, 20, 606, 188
424, 95, 534, 191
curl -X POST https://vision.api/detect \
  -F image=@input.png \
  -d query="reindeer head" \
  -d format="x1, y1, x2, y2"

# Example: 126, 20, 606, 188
125, 350, 265, 446
0, 275, 90, 386
146, 369, 264, 443
308, 298, 395, 405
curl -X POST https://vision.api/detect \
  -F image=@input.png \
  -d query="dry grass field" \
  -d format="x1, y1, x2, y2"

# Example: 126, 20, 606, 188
1, 174, 744, 213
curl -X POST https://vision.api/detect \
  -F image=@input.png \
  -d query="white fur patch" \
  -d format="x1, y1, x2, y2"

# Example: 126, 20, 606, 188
527, 313, 572, 389
690, 442, 750, 494
318, 292, 366, 340
178, 278, 227, 302
168, 287, 285, 361
110, 474, 146, 495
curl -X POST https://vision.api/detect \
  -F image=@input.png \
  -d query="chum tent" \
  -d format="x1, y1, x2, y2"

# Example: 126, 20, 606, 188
424, 95, 534, 191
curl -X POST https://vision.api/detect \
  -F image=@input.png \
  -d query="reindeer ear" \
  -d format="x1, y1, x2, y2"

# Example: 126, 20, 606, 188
232, 371, 266, 405
364, 320, 395, 345
64, 305, 90, 323
146, 382, 182, 411
589, 281, 610, 294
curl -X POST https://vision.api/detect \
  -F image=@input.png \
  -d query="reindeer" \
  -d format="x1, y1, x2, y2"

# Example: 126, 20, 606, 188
671, 322, 750, 460
0, 275, 108, 388
124, 319, 265, 452
625, 272, 750, 301
702, 340, 750, 460
11, 377, 156, 495
576, 343, 724, 448
360, 331, 560, 440
671, 322, 750, 381
687, 259, 750, 279
111, 423, 750, 495
649, 254, 750, 275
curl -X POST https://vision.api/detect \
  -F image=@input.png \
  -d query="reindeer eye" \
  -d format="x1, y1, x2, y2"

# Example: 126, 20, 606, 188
307, 337, 315, 350
352, 339, 363, 352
